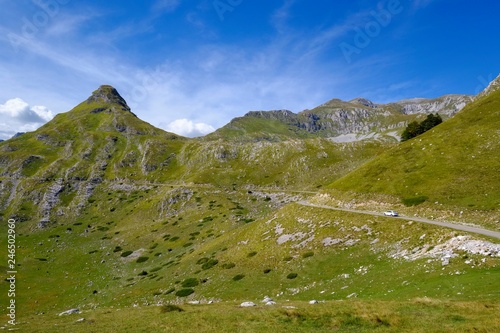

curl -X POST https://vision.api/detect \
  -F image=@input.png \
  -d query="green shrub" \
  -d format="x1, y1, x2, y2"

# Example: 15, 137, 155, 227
113, 246, 123, 253
201, 259, 219, 270
150, 266, 163, 272
222, 262, 236, 269
196, 257, 209, 265
175, 288, 195, 297
263, 268, 272, 274
232, 274, 245, 281
136, 256, 149, 263
138, 271, 148, 276
160, 304, 184, 313
181, 278, 199, 288
247, 251, 257, 258
302, 251, 314, 258
287, 273, 298, 279
402, 195, 429, 206
283, 256, 293, 262
121, 250, 133, 257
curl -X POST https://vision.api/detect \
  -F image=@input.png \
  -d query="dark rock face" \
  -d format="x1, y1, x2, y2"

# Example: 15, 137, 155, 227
86, 85, 130, 111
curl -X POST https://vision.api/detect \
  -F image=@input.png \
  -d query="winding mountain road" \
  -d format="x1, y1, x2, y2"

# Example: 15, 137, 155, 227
297, 201, 500, 240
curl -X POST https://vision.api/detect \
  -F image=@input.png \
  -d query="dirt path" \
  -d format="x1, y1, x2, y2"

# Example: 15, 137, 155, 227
297, 201, 500, 240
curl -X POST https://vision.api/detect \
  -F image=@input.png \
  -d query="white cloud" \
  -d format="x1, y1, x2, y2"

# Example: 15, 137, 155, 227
163, 118, 215, 137
0, 98, 54, 139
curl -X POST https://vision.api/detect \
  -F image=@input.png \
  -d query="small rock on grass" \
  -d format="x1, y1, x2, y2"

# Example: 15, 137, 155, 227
240, 302, 257, 307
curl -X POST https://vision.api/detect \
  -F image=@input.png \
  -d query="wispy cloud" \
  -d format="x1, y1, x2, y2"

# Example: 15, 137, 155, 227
45, 13, 97, 37
271, 0, 296, 34
0, 1, 446, 138
152, 0, 181, 13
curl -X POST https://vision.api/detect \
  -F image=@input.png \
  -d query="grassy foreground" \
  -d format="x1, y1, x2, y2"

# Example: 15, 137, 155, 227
16, 300, 500, 333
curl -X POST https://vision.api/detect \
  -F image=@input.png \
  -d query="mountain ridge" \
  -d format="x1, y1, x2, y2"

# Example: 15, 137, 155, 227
208, 93, 472, 141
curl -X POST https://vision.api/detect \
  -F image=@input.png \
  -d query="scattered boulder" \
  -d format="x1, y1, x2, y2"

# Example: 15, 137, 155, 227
261, 296, 273, 303
59, 308, 80, 316
240, 302, 257, 307
265, 301, 277, 306
309, 300, 319, 304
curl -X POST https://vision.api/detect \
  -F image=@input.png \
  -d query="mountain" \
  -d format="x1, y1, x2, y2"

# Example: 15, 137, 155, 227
1, 81, 499, 332
327, 79, 500, 213
208, 94, 472, 142
0, 85, 186, 227
0, 85, 391, 227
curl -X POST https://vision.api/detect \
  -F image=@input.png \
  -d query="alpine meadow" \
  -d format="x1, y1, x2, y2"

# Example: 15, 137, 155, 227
1, 74, 500, 332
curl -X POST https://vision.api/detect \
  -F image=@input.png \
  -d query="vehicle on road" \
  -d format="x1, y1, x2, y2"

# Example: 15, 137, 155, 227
383, 210, 399, 217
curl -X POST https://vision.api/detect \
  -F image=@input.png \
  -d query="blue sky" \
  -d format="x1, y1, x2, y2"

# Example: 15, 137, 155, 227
0, 0, 499, 138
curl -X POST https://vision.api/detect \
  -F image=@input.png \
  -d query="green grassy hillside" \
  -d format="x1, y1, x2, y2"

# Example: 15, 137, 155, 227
329, 89, 500, 213
2, 184, 499, 332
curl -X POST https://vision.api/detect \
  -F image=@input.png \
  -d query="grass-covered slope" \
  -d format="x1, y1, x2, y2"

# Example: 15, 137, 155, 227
205, 110, 314, 141
4, 185, 499, 332
329, 88, 500, 211
179, 138, 389, 189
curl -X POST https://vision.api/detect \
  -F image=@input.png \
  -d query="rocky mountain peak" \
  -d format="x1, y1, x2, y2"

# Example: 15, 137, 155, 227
350, 98, 377, 108
86, 85, 130, 111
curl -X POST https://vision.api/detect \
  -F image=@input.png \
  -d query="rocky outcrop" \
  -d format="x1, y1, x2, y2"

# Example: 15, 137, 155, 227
86, 85, 130, 112
236, 93, 472, 139
395, 95, 473, 116
38, 178, 64, 228
477, 73, 500, 99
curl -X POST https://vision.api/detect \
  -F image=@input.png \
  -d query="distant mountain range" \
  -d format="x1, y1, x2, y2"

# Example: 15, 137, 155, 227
207, 94, 472, 142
